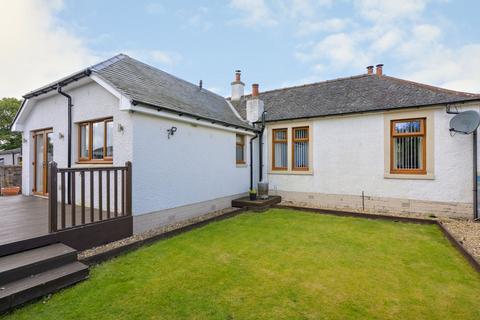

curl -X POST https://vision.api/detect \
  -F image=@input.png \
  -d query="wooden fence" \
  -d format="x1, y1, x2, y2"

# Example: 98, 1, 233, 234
48, 161, 132, 232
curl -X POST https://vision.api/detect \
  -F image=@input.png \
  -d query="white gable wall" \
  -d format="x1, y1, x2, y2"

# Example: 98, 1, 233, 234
20, 80, 133, 195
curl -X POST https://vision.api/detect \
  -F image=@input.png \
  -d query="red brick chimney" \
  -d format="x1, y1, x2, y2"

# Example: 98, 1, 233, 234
252, 83, 259, 97
366, 65, 374, 75
376, 64, 384, 76
235, 70, 241, 82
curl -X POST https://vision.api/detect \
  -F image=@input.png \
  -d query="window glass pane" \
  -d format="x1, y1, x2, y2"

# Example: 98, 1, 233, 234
274, 130, 287, 141
393, 136, 423, 170
35, 134, 44, 192
236, 145, 244, 162
80, 124, 89, 159
106, 121, 113, 157
274, 142, 287, 168
294, 141, 308, 168
293, 128, 309, 169
294, 128, 308, 139
394, 120, 421, 133
92, 122, 104, 159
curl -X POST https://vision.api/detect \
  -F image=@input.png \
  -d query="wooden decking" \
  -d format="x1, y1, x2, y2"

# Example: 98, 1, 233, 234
0, 195, 118, 246
0, 196, 49, 245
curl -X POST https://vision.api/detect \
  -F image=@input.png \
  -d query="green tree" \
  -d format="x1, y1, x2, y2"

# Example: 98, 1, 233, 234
0, 97, 22, 150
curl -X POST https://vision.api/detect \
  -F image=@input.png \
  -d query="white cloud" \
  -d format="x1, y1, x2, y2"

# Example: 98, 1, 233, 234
296, 18, 349, 36
296, 33, 370, 69
150, 50, 182, 66
370, 29, 403, 52
0, 0, 97, 97
184, 7, 213, 32
229, 0, 277, 27
292, 0, 480, 93
354, 0, 429, 23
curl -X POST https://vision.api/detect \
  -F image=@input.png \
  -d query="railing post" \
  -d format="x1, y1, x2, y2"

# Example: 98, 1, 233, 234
125, 161, 132, 216
48, 161, 58, 233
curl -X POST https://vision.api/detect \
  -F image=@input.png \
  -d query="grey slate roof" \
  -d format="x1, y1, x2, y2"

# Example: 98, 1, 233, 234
22, 54, 253, 131
91, 55, 253, 130
231, 74, 480, 122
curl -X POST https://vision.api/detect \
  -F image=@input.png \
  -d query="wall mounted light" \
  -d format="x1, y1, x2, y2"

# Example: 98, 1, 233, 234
167, 126, 177, 139
22, 138, 27, 143
58, 132, 64, 139
117, 124, 124, 133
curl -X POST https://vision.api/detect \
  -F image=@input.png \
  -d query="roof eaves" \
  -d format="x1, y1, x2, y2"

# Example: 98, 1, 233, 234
381, 75, 480, 98
22, 54, 129, 100
261, 97, 480, 123
22, 69, 92, 99
131, 99, 258, 132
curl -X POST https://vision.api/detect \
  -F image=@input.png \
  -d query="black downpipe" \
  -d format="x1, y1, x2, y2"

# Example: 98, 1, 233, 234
446, 105, 478, 220
57, 86, 73, 204
249, 134, 258, 190
258, 112, 266, 182
473, 130, 478, 220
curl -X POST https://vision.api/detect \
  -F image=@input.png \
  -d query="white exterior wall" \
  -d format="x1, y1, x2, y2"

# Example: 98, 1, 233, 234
131, 112, 251, 217
264, 104, 480, 217
20, 80, 133, 196
18, 79, 252, 230
0, 152, 21, 166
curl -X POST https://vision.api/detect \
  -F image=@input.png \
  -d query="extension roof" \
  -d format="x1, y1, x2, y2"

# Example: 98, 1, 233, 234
21, 54, 253, 131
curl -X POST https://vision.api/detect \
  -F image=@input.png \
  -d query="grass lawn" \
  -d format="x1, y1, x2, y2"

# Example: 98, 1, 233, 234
4, 208, 480, 320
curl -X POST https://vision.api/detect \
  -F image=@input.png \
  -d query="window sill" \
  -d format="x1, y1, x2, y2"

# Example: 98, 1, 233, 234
236, 163, 248, 168
75, 160, 113, 166
384, 172, 435, 180
269, 170, 313, 176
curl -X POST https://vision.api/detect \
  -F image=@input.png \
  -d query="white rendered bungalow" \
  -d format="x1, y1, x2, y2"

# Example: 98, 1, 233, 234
12, 55, 480, 236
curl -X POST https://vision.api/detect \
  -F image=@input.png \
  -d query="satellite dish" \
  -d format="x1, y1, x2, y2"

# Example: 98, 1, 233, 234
449, 110, 480, 135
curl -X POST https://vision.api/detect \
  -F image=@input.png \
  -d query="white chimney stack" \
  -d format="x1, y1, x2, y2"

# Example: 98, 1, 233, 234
231, 70, 244, 101
246, 83, 264, 123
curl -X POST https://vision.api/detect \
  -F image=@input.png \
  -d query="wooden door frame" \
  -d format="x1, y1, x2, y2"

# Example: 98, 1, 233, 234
33, 128, 53, 196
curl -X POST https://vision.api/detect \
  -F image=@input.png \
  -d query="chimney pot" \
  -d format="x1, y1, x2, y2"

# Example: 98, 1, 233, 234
376, 64, 384, 76
366, 65, 374, 75
252, 83, 259, 97
235, 70, 241, 82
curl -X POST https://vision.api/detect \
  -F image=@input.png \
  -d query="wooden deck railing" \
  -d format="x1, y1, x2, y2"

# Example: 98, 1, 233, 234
48, 161, 132, 232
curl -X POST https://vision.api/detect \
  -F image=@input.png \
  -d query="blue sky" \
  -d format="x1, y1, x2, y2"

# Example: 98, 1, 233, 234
1, 0, 480, 98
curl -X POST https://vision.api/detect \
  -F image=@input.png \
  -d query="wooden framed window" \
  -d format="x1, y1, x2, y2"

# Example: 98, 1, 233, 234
390, 118, 426, 174
236, 134, 245, 164
78, 118, 113, 163
272, 128, 288, 170
292, 126, 309, 171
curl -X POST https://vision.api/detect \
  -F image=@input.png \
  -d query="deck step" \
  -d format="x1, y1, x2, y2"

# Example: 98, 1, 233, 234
0, 261, 89, 313
0, 243, 77, 286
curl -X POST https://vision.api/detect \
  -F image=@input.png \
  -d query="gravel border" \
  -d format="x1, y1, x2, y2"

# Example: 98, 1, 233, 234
440, 219, 480, 261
